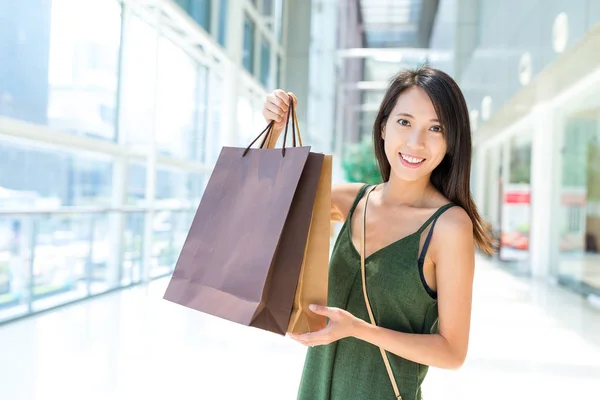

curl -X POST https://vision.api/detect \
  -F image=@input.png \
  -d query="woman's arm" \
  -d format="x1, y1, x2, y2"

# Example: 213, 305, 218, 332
292, 207, 475, 370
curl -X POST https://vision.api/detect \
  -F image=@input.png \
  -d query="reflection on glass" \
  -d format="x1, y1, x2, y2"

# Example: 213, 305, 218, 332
0, 216, 32, 322
122, 213, 144, 287
499, 135, 531, 266
0, 0, 121, 139
193, 65, 209, 162
209, 73, 224, 163
47, 0, 122, 140
0, 142, 113, 208
482, 147, 502, 243
31, 214, 91, 311
156, 37, 200, 160
558, 115, 600, 295
156, 168, 204, 207
0, 211, 147, 321
243, 14, 256, 74
87, 213, 123, 296
120, 14, 158, 152
151, 210, 195, 278
0, 4, 50, 123
260, 37, 271, 88
128, 163, 147, 206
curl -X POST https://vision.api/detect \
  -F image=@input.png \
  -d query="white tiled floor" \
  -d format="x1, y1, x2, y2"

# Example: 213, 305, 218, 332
1, 257, 599, 400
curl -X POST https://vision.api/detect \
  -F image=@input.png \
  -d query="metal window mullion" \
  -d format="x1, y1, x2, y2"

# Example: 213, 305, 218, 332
110, 0, 132, 289
210, 0, 219, 40
142, 3, 162, 283
200, 67, 210, 163
25, 217, 37, 314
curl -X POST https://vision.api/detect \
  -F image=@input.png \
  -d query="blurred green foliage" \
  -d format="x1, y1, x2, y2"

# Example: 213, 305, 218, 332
342, 135, 383, 185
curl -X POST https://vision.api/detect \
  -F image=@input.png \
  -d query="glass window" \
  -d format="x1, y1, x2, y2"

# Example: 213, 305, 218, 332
127, 163, 147, 206
237, 95, 255, 144
260, 37, 271, 87
262, 0, 276, 33
208, 72, 224, 163
175, 0, 191, 9
0, 210, 133, 319
509, 136, 532, 184
151, 209, 195, 278
30, 211, 125, 310
557, 115, 600, 295
31, 214, 92, 311
47, 0, 122, 140
0, 215, 33, 322
156, 168, 204, 207
189, 0, 211, 32
262, 0, 273, 16
498, 135, 531, 267
242, 14, 256, 74
218, 0, 228, 47
152, 169, 204, 278
155, 37, 204, 161
120, 14, 158, 152
122, 212, 145, 287
276, 55, 282, 88
0, 0, 122, 140
274, 0, 284, 43
193, 65, 209, 162
0, 141, 113, 208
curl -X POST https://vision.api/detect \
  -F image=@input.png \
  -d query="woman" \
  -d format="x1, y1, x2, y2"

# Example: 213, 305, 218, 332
262, 67, 494, 400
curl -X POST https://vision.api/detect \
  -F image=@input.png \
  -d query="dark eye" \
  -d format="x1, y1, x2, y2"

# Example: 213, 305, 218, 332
430, 125, 443, 133
397, 119, 410, 126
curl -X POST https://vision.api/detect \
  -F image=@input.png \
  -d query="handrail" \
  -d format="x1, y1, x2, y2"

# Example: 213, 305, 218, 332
0, 205, 197, 216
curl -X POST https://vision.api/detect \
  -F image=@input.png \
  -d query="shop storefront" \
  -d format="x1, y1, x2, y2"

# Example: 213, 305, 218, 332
550, 81, 600, 298
473, 24, 600, 303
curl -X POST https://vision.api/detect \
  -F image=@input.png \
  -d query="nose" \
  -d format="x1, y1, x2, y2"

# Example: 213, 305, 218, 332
405, 127, 426, 150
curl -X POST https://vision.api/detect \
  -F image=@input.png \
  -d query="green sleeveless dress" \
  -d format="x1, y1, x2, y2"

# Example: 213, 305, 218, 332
297, 184, 456, 400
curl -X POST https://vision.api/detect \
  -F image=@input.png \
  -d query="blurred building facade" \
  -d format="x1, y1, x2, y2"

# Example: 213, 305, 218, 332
429, 0, 600, 304
0, 0, 599, 326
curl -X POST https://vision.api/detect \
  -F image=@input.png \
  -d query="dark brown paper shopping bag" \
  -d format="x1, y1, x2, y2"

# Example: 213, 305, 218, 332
163, 101, 323, 335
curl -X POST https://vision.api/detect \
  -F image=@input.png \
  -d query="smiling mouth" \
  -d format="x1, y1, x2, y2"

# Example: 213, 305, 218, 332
399, 153, 426, 165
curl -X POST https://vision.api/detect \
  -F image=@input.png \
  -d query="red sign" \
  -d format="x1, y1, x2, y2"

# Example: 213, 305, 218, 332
504, 192, 530, 204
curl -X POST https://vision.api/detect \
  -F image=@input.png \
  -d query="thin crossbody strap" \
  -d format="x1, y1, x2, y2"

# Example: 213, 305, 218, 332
361, 185, 403, 400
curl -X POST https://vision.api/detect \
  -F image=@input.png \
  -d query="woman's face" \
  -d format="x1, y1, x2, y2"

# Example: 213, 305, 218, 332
382, 86, 448, 182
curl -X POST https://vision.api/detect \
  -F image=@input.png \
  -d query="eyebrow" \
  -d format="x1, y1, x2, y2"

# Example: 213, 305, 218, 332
395, 112, 439, 123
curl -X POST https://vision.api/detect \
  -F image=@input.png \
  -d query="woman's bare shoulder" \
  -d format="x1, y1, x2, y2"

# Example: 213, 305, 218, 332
330, 182, 366, 222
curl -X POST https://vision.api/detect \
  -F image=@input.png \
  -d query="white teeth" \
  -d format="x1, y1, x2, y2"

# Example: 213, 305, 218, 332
400, 153, 424, 164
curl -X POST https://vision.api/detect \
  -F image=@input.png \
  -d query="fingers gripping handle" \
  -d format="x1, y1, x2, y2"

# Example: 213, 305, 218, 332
243, 94, 303, 157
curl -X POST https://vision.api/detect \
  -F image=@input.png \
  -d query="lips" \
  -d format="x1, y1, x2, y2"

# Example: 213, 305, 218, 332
399, 152, 426, 168
400, 153, 425, 163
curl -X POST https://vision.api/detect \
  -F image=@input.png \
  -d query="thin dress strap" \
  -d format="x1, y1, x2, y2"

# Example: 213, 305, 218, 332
346, 184, 371, 220
417, 203, 457, 263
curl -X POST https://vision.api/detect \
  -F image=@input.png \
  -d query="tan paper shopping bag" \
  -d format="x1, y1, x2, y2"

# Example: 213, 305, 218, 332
287, 155, 332, 334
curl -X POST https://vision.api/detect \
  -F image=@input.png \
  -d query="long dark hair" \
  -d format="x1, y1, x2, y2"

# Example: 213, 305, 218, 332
372, 66, 494, 254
